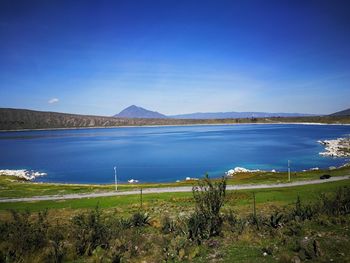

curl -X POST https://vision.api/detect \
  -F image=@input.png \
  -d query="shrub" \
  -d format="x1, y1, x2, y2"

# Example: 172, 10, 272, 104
161, 215, 177, 234
292, 196, 314, 221
46, 221, 67, 263
246, 213, 265, 230
265, 211, 284, 229
117, 217, 133, 230
225, 210, 245, 234
4, 210, 49, 261
318, 187, 350, 216
71, 205, 109, 256
130, 212, 150, 227
192, 174, 226, 237
162, 235, 191, 261
284, 220, 303, 236
187, 212, 210, 244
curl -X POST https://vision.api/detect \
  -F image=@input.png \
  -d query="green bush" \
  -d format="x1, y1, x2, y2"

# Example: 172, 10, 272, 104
191, 174, 226, 238
46, 221, 66, 263
161, 215, 177, 234
225, 210, 245, 234
318, 187, 350, 216
292, 196, 314, 221
187, 212, 210, 244
130, 212, 150, 227
265, 211, 284, 229
4, 210, 49, 261
71, 205, 109, 256
246, 213, 265, 230
162, 235, 193, 261
117, 217, 133, 230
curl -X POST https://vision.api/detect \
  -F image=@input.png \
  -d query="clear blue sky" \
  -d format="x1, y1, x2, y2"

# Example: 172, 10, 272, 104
1, 0, 349, 115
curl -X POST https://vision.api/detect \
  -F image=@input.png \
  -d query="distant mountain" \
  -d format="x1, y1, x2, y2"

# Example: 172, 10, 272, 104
0, 108, 348, 131
114, 105, 167, 119
169, 111, 318, 119
0, 108, 218, 130
330, 108, 350, 116
115, 105, 317, 119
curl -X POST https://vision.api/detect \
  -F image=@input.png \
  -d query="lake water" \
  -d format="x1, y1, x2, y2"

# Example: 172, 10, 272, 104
0, 124, 349, 184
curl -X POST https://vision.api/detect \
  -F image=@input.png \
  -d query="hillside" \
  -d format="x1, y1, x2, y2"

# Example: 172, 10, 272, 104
0, 108, 126, 130
330, 108, 350, 116
116, 105, 318, 119
170, 111, 317, 119
0, 108, 235, 130
1, 108, 350, 131
114, 105, 166, 118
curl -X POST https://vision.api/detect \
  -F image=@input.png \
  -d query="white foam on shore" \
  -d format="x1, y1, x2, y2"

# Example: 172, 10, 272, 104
185, 177, 199, 181
0, 169, 47, 181
225, 167, 265, 176
128, 179, 139, 183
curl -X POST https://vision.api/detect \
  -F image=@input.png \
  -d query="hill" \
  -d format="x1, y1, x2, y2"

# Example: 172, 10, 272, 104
0, 108, 126, 130
1, 108, 349, 131
114, 105, 166, 118
115, 105, 318, 119
330, 108, 350, 116
0, 108, 240, 130
170, 111, 317, 119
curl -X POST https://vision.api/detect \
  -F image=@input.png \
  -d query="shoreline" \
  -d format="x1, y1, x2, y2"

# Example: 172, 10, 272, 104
318, 136, 350, 157
2, 162, 350, 186
1, 121, 350, 133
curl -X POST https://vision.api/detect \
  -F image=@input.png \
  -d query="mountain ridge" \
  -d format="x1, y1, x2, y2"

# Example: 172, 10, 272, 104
1, 107, 349, 131
169, 111, 318, 119
330, 108, 350, 116
114, 105, 166, 119
115, 105, 319, 119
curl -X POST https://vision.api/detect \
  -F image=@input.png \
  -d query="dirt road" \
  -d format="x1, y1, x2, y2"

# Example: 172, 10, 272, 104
0, 175, 348, 203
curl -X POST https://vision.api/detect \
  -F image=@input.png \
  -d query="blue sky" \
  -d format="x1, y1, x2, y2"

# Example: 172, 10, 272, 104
0, 0, 350, 115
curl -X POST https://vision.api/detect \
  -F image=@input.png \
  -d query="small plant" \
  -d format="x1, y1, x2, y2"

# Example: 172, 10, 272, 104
265, 211, 284, 229
162, 235, 190, 261
130, 212, 151, 227
161, 215, 177, 234
247, 213, 264, 230
292, 196, 314, 221
118, 217, 133, 229
295, 238, 323, 260
284, 220, 303, 236
225, 210, 245, 234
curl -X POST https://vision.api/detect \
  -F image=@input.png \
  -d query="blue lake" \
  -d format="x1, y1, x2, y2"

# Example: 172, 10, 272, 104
0, 124, 349, 184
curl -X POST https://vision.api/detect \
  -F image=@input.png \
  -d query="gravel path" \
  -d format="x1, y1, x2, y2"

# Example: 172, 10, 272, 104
0, 175, 349, 203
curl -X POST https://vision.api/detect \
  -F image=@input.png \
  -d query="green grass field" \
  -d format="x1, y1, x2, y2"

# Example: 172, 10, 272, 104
1, 172, 350, 262
1, 178, 349, 216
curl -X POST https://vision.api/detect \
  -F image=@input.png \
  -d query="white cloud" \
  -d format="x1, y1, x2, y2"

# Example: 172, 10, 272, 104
48, 98, 59, 104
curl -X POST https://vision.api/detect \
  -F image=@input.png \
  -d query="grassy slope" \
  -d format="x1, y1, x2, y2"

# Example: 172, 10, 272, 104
1, 166, 349, 199
1, 175, 350, 262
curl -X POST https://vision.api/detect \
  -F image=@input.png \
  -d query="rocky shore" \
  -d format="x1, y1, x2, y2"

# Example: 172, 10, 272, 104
0, 169, 47, 180
225, 167, 277, 176
318, 137, 350, 157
